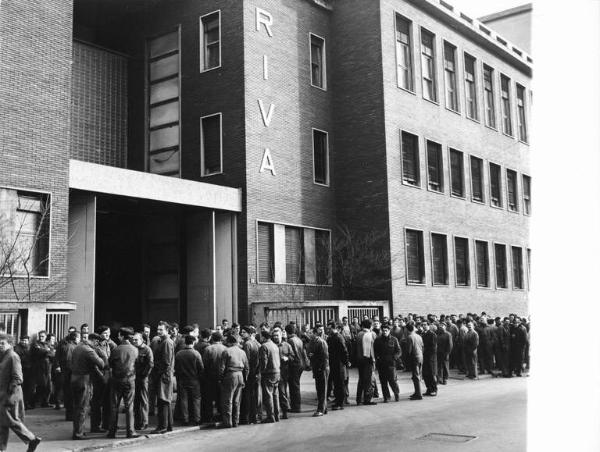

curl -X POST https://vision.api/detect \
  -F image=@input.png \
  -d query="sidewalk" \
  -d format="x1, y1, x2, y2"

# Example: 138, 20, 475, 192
9, 367, 527, 451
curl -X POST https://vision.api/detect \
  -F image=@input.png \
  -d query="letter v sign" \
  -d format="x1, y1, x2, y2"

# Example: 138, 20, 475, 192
257, 100, 275, 127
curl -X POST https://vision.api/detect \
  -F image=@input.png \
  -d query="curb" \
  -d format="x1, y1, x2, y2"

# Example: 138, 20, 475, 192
70, 425, 201, 452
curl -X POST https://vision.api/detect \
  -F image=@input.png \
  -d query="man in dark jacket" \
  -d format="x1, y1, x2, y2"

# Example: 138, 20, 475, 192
71, 333, 107, 440
327, 323, 349, 410
201, 332, 227, 424
436, 323, 453, 385
219, 334, 248, 428
374, 323, 401, 402
355, 319, 377, 406
284, 324, 307, 413
307, 324, 329, 416
272, 327, 293, 419
240, 326, 260, 424
464, 321, 479, 379
494, 317, 510, 377
30, 331, 54, 408
107, 328, 139, 439
132, 332, 153, 431
150, 321, 175, 434
422, 323, 438, 396
476, 318, 494, 375
56, 331, 80, 420
91, 326, 116, 433
406, 323, 424, 400
258, 330, 280, 423
14, 335, 33, 410
174, 335, 204, 425
510, 318, 528, 377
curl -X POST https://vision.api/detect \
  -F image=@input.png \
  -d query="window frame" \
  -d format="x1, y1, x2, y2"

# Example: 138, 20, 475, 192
493, 241, 509, 290
419, 27, 438, 103
400, 130, 421, 188
394, 13, 415, 93
425, 139, 444, 194
449, 148, 466, 199
469, 155, 485, 204
443, 40, 460, 113
506, 168, 519, 213
404, 228, 426, 285
482, 63, 497, 130
312, 128, 330, 187
499, 73, 513, 137
463, 52, 479, 122
430, 231, 449, 286
199, 10, 222, 73
0, 186, 52, 279
489, 161, 503, 209
511, 245, 525, 290
516, 83, 529, 143
453, 235, 471, 287
309, 33, 327, 91
474, 239, 491, 288
256, 221, 275, 283
522, 174, 531, 216
200, 112, 223, 177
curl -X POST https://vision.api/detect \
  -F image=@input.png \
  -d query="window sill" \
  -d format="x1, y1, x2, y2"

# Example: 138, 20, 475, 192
402, 181, 422, 189
201, 171, 223, 178
476, 284, 492, 290
310, 83, 327, 92
450, 193, 466, 200
406, 282, 426, 286
200, 64, 222, 74
454, 283, 471, 288
507, 208, 520, 214
518, 139, 529, 146
0, 274, 50, 280
495, 285, 509, 290
484, 124, 498, 132
397, 86, 416, 95
256, 281, 333, 288
466, 115, 480, 124
313, 181, 330, 188
427, 186, 445, 195
445, 106, 461, 116
432, 283, 449, 287
490, 203, 504, 210
422, 97, 440, 106
502, 131, 514, 140
471, 198, 485, 205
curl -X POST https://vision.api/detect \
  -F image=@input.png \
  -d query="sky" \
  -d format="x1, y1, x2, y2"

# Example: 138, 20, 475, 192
447, 0, 529, 18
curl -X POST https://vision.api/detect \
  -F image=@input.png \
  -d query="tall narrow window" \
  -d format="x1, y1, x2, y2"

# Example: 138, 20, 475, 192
200, 11, 220, 71
489, 162, 503, 207
257, 222, 274, 283
443, 41, 459, 111
522, 174, 531, 215
507, 169, 519, 212
483, 64, 496, 128
201, 113, 222, 176
494, 243, 508, 288
147, 29, 181, 176
405, 229, 425, 284
450, 149, 465, 197
500, 75, 513, 135
512, 246, 524, 289
426, 140, 443, 192
395, 15, 413, 91
475, 240, 490, 287
464, 53, 478, 120
454, 237, 470, 286
431, 233, 448, 285
315, 229, 331, 285
470, 156, 484, 203
401, 131, 420, 186
527, 248, 531, 287
313, 129, 329, 185
286, 227, 304, 283
310, 34, 326, 89
420, 29, 437, 102
516, 84, 528, 142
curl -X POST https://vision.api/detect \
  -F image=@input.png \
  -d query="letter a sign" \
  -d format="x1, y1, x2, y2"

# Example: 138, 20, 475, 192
259, 149, 276, 175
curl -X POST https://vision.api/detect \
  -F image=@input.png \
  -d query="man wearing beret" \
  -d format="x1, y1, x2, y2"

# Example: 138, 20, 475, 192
355, 319, 377, 406
464, 321, 479, 379
327, 322, 350, 410
107, 328, 139, 439
284, 324, 307, 413
132, 332, 153, 431
436, 322, 453, 385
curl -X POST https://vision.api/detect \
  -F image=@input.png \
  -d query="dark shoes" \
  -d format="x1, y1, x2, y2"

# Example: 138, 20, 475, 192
127, 432, 141, 439
261, 417, 275, 424
281, 412, 288, 420
72, 434, 86, 440
106, 432, 116, 439
409, 394, 423, 400
91, 428, 107, 434
363, 401, 377, 405
150, 428, 167, 434
394, 393, 400, 402
312, 411, 323, 417
331, 405, 344, 410
26, 437, 41, 452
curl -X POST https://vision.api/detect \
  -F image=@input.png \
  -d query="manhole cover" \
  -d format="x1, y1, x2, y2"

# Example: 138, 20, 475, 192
417, 433, 477, 443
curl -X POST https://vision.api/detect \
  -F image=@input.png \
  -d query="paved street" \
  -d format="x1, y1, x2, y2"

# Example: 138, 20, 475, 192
119, 370, 527, 452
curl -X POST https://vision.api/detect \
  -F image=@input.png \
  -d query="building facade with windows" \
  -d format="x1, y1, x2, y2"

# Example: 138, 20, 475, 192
0, 0, 530, 336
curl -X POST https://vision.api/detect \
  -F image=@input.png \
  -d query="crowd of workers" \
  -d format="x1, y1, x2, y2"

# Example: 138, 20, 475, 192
0, 312, 530, 449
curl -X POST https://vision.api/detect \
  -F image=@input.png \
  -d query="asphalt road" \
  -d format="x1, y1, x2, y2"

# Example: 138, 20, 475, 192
119, 370, 527, 452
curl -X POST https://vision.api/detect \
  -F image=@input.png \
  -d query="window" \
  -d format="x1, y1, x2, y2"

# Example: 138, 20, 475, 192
522, 174, 531, 215
470, 156, 484, 203
420, 29, 437, 102
313, 129, 329, 185
489, 162, 503, 207
512, 246, 524, 289
405, 229, 425, 284
401, 131, 420, 186
431, 233, 448, 285
315, 229, 331, 285
506, 169, 519, 212
494, 243, 508, 288
500, 75, 513, 135
475, 240, 490, 287
285, 226, 305, 283
426, 140, 443, 192
147, 29, 181, 176
201, 113, 222, 176
464, 53, 479, 120
527, 248, 531, 287
395, 15, 413, 91
257, 222, 274, 282
454, 237, 470, 286
516, 84, 528, 142
483, 64, 496, 128
443, 41, 459, 111
0, 188, 50, 277
200, 11, 220, 71
450, 149, 465, 197
310, 34, 326, 89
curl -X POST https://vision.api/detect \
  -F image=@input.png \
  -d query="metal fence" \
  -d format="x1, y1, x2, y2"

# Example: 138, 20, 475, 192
0, 312, 20, 338
265, 306, 338, 328
46, 311, 70, 339
347, 306, 383, 321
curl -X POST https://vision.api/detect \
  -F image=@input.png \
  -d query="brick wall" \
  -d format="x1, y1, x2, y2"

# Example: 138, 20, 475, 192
0, 0, 73, 303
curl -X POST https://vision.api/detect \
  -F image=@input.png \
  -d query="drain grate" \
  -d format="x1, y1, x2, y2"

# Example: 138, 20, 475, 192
417, 433, 477, 443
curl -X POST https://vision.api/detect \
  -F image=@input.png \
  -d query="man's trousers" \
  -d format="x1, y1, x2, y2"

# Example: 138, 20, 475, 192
220, 372, 244, 427
355, 358, 374, 404
176, 379, 201, 424
108, 378, 135, 436
260, 374, 280, 421
376, 364, 399, 400
134, 377, 149, 429
71, 374, 92, 438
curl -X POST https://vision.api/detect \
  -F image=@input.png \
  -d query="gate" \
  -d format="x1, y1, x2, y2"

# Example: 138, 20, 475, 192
265, 306, 338, 328
347, 306, 383, 321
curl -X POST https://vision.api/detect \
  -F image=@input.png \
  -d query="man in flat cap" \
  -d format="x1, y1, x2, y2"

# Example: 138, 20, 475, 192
219, 334, 248, 428
307, 323, 329, 416
406, 323, 424, 400
284, 324, 307, 413
107, 327, 139, 439
174, 335, 203, 426
327, 322, 350, 410
201, 331, 227, 424
240, 326, 260, 424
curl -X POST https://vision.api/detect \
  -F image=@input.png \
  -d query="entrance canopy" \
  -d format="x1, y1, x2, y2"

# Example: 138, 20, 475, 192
69, 160, 242, 212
